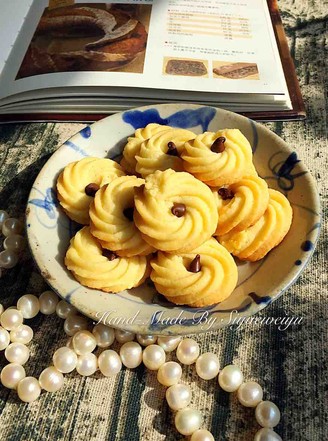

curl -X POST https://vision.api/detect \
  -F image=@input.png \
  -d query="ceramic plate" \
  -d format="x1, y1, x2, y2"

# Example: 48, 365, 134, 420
26, 104, 321, 335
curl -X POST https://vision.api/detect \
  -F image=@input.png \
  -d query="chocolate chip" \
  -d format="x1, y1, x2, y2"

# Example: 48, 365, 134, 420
189, 254, 201, 273
102, 250, 118, 261
85, 183, 100, 197
218, 187, 234, 200
138, 184, 145, 192
123, 207, 134, 221
167, 141, 179, 156
211, 136, 226, 153
171, 203, 186, 217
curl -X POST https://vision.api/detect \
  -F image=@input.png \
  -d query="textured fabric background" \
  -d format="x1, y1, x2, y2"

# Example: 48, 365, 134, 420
0, 1, 327, 440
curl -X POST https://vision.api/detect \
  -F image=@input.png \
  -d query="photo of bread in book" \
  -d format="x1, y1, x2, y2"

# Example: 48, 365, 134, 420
164, 58, 208, 77
16, 3, 151, 78
213, 62, 259, 80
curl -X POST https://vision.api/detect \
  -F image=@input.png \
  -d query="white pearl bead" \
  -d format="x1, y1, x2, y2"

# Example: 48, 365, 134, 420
142, 344, 166, 370
0, 363, 26, 389
76, 353, 98, 376
72, 330, 96, 355
157, 361, 182, 386
119, 342, 142, 369
254, 428, 282, 441
157, 335, 182, 352
196, 352, 220, 380
53, 347, 78, 373
255, 401, 281, 428
3, 234, 25, 252
0, 326, 10, 350
2, 218, 24, 237
218, 365, 244, 392
0, 210, 9, 228
0, 308, 23, 330
136, 334, 157, 346
115, 329, 135, 343
5, 343, 29, 365
17, 294, 40, 319
39, 366, 64, 392
98, 350, 122, 376
0, 250, 19, 269
17, 377, 41, 403
56, 300, 76, 319
92, 323, 115, 348
10, 324, 33, 344
166, 383, 192, 410
190, 429, 215, 441
176, 338, 200, 365
175, 408, 203, 436
237, 381, 263, 407
64, 314, 88, 336
39, 290, 59, 314
0, 303, 4, 315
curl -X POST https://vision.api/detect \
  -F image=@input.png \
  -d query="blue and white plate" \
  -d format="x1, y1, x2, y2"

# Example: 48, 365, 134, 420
26, 104, 321, 335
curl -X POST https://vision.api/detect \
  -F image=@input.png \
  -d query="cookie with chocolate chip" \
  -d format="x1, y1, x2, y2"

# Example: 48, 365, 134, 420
120, 123, 172, 175
135, 127, 196, 177
219, 189, 293, 261
57, 157, 125, 225
181, 129, 256, 187
150, 238, 238, 307
134, 169, 218, 253
212, 175, 269, 236
65, 226, 150, 292
89, 175, 155, 257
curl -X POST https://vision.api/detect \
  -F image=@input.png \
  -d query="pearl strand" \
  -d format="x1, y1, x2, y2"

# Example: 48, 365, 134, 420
0, 211, 25, 275
0, 291, 282, 440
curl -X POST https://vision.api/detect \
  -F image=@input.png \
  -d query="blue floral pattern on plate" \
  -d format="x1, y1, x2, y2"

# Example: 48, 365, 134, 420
122, 107, 216, 132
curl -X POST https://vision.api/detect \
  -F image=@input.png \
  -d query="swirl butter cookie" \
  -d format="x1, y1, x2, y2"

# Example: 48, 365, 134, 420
135, 127, 196, 177
181, 129, 256, 187
120, 124, 172, 174
57, 157, 125, 224
65, 226, 149, 292
219, 189, 293, 261
150, 238, 238, 307
134, 169, 218, 253
213, 175, 269, 236
89, 176, 155, 256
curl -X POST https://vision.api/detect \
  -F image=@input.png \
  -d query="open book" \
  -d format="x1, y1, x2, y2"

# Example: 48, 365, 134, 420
0, 0, 305, 122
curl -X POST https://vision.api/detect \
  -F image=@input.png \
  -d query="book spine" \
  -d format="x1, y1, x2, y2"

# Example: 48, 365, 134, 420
267, 0, 306, 117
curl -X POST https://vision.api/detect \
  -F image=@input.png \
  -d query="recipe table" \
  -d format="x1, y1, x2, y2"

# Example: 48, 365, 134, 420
0, 1, 327, 440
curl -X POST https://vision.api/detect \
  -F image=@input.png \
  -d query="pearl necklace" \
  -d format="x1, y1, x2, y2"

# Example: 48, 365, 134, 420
0, 212, 282, 441
0, 211, 25, 274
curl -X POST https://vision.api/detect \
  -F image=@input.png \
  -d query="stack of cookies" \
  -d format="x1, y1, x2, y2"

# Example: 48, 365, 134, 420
57, 124, 293, 307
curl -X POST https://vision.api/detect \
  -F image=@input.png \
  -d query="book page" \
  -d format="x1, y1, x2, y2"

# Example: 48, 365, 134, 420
0, 0, 288, 101
0, 0, 33, 75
